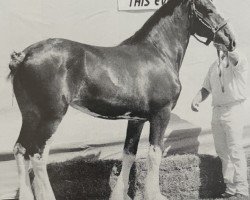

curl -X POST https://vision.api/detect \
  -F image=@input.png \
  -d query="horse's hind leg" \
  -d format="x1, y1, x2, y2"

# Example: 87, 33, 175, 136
13, 82, 68, 200
14, 107, 42, 200
110, 120, 145, 200
30, 117, 63, 200
14, 143, 33, 200
14, 111, 65, 200
145, 107, 171, 200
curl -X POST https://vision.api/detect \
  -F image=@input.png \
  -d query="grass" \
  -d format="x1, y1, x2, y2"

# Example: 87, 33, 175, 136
29, 154, 229, 200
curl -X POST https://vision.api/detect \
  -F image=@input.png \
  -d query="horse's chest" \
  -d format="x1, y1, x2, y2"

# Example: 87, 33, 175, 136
149, 71, 181, 105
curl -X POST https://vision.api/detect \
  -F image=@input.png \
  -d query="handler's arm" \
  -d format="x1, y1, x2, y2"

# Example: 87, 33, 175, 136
191, 87, 210, 112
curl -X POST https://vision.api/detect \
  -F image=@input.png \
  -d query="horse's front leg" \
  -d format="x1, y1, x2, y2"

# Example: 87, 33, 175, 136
145, 107, 170, 200
110, 120, 145, 200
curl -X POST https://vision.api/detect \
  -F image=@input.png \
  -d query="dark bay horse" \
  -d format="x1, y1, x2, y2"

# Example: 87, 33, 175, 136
9, 0, 236, 199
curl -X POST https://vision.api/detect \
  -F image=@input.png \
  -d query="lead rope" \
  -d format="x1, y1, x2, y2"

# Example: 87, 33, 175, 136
217, 49, 225, 93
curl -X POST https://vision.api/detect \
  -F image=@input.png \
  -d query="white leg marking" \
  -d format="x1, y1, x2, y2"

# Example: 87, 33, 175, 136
30, 140, 55, 200
110, 152, 135, 200
14, 143, 34, 200
145, 145, 167, 200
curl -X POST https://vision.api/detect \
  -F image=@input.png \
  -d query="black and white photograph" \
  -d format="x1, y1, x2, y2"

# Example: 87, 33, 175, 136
0, 0, 249, 199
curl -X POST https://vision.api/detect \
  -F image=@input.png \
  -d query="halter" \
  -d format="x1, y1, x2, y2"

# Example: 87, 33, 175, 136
189, 1, 228, 46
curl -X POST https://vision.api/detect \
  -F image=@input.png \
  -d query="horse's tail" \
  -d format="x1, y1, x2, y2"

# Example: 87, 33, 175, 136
7, 51, 26, 79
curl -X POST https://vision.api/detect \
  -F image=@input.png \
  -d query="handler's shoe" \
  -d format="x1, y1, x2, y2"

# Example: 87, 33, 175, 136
234, 193, 249, 200
221, 192, 235, 198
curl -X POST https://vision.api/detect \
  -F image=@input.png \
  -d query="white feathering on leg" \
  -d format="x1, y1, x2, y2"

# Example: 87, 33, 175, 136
30, 153, 56, 200
30, 139, 55, 200
14, 143, 34, 200
145, 145, 167, 200
110, 152, 135, 200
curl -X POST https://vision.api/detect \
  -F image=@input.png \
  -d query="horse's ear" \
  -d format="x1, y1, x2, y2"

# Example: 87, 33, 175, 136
190, 0, 195, 6
190, 0, 195, 9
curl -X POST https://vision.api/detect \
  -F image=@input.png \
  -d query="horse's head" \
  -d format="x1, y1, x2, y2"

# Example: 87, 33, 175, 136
189, 0, 236, 52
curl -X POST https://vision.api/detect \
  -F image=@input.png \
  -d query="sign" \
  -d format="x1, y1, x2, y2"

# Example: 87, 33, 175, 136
118, 0, 168, 11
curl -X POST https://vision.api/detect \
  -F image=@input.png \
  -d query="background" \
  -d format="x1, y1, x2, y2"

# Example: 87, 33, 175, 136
0, 0, 249, 153
1, 0, 250, 197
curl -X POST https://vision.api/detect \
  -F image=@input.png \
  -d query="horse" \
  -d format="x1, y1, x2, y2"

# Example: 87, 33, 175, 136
9, 0, 236, 199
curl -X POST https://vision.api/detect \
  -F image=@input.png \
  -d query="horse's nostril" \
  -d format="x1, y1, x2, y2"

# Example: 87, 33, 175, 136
232, 41, 236, 47
229, 40, 236, 51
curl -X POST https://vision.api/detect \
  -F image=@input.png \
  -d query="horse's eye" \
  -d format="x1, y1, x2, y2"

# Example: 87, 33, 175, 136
207, 9, 213, 14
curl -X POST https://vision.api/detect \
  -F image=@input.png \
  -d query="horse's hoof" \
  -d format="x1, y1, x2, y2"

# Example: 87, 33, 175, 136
156, 194, 168, 200
124, 195, 132, 200
110, 193, 131, 200
19, 193, 34, 200
146, 193, 168, 200
0, 190, 19, 200
110, 195, 132, 200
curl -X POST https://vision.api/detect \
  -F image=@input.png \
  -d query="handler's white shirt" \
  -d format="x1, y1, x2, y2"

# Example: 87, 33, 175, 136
203, 55, 248, 107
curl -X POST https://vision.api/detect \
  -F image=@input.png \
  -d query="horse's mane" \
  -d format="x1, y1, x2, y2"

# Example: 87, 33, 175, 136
122, 0, 189, 44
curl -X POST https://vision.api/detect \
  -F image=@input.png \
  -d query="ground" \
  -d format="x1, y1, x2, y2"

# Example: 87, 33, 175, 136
1, 138, 249, 200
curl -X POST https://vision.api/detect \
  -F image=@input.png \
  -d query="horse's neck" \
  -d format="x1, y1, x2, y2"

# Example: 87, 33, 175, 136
124, 3, 191, 73
146, 5, 190, 72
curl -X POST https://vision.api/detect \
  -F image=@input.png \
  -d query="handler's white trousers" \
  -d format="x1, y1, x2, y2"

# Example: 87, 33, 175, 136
212, 101, 249, 196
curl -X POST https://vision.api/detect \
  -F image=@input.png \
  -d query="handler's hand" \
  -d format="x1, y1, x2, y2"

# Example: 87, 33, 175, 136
191, 100, 199, 112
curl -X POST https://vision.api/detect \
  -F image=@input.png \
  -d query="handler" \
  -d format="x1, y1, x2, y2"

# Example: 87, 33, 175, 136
191, 50, 249, 199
